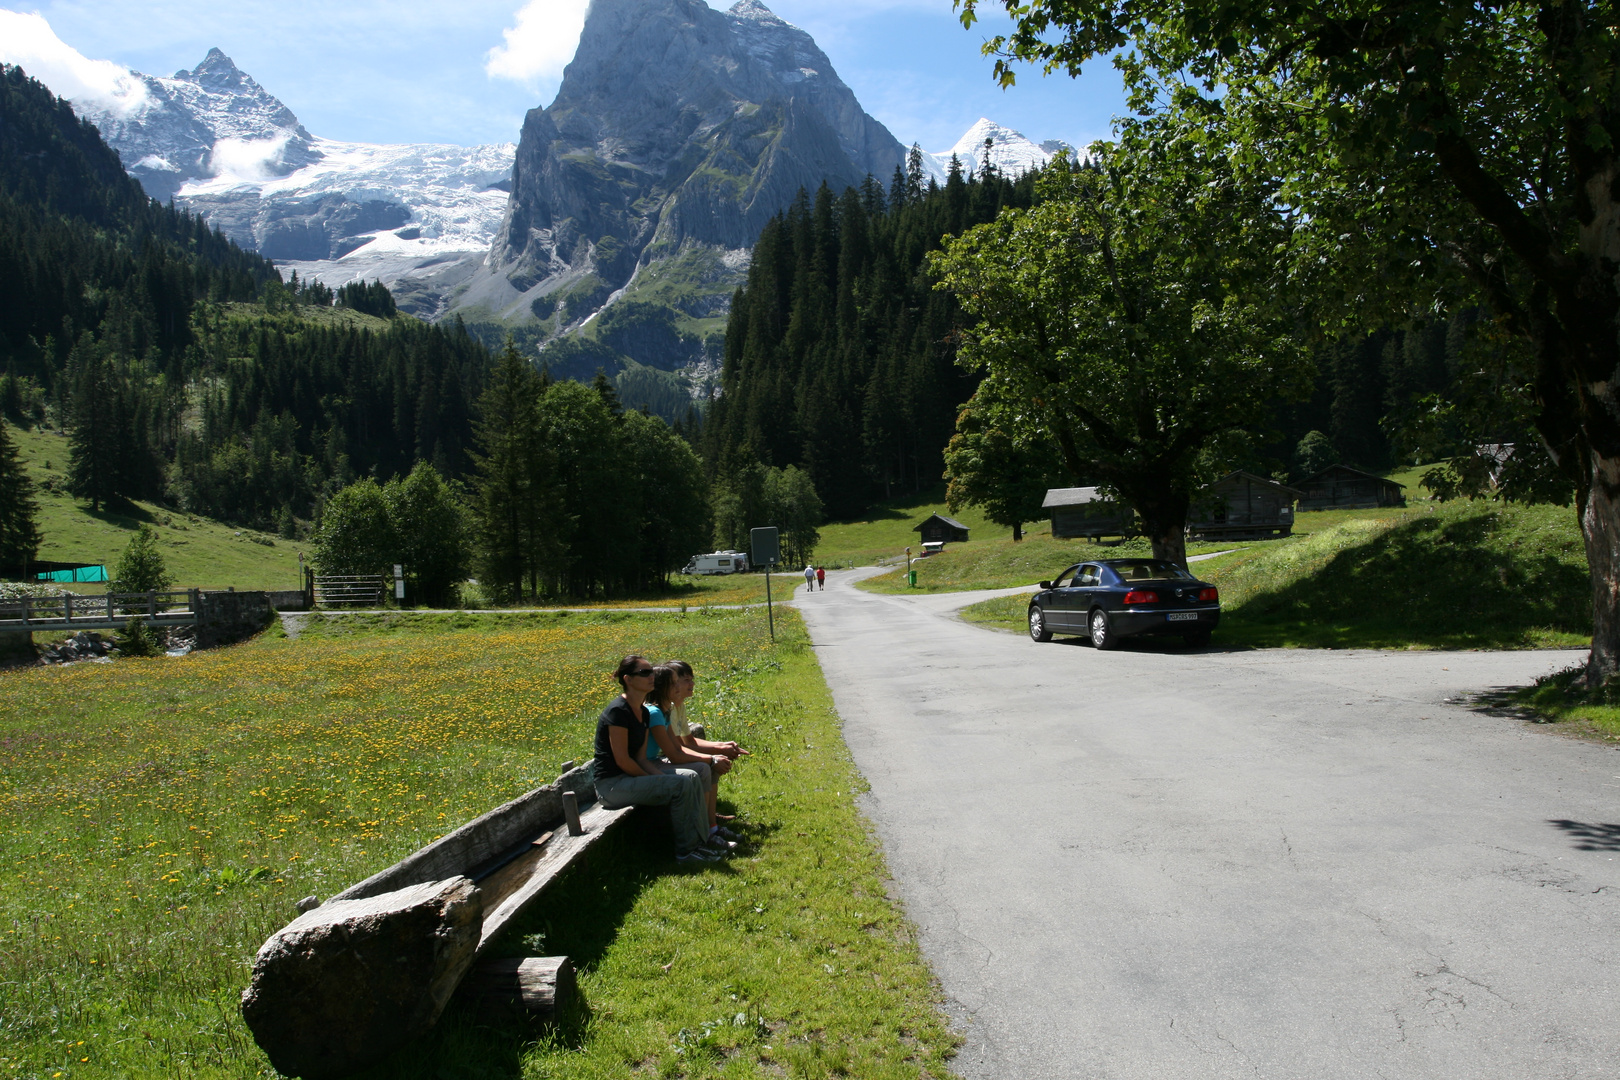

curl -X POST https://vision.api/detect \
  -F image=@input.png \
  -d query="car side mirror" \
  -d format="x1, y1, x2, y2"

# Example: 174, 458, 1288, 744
1038, 581, 1052, 590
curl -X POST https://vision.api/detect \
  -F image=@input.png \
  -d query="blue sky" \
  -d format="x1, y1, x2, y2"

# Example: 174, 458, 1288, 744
0, 0, 1127, 151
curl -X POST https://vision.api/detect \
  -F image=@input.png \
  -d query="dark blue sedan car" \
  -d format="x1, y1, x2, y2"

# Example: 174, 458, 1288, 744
1028, 558, 1220, 649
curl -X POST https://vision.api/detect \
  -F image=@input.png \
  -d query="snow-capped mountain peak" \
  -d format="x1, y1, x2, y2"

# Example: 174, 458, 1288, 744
75, 46, 319, 200
928, 118, 1074, 180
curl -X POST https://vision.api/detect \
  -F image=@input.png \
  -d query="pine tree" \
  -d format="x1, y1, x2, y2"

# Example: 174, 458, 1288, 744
469, 341, 559, 602
65, 333, 120, 511
0, 421, 42, 572
110, 524, 172, 594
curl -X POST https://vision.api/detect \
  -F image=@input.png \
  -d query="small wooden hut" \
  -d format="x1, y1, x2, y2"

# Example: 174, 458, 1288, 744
914, 514, 970, 545
1296, 465, 1406, 510
1187, 471, 1301, 540
1043, 487, 1135, 540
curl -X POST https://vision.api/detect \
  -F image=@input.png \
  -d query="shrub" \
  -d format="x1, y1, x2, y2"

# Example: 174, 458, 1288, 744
110, 524, 173, 594
116, 616, 160, 657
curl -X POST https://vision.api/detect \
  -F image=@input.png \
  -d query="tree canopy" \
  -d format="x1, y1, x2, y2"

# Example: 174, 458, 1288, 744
930, 143, 1313, 565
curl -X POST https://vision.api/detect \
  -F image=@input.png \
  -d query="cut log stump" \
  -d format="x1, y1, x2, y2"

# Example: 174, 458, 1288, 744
462, 956, 576, 1019
240, 876, 481, 1080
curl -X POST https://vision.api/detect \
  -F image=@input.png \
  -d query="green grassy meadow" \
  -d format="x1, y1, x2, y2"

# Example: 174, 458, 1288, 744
959, 500, 1591, 650
0, 607, 955, 1079
812, 487, 1022, 568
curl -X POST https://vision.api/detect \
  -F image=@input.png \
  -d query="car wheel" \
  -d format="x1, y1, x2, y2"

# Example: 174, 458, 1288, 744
1183, 630, 1212, 648
1090, 608, 1118, 650
1028, 605, 1052, 642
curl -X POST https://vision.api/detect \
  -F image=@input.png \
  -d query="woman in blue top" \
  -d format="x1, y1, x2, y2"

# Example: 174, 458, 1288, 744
646, 665, 737, 849
591, 655, 724, 864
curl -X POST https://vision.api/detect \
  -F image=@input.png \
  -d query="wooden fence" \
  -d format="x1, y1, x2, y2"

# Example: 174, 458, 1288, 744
0, 590, 200, 632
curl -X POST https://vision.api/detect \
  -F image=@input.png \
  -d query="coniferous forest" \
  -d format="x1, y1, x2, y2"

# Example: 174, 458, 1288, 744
703, 157, 1040, 521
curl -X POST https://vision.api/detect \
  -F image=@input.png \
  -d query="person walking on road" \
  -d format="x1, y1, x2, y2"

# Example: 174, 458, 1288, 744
804, 564, 816, 592
816, 566, 825, 590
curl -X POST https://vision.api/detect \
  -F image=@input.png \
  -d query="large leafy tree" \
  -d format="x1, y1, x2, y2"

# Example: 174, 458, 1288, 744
623, 410, 710, 590
384, 462, 470, 608
958, 0, 1620, 677
312, 478, 397, 579
944, 384, 1069, 541
930, 146, 1312, 565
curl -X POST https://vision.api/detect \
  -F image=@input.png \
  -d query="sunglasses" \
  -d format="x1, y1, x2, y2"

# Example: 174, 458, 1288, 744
628, 668, 655, 678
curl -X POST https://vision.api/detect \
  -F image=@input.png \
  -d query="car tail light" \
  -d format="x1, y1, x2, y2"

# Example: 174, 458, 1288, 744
1199, 587, 1218, 602
1122, 589, 1158, 605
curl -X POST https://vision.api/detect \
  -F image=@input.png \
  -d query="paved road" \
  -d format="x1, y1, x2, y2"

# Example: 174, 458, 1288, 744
794, 569, 1620, 1080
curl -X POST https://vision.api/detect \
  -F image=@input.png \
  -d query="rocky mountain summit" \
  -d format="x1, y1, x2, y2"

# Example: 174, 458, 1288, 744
464, 0, 907, 339
81, 47, 320, 202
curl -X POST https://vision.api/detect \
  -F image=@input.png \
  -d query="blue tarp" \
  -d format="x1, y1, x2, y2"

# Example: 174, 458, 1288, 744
37, 565, 108, 583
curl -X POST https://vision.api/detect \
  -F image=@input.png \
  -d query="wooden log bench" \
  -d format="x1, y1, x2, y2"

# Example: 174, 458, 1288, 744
241, 763, 630, 1079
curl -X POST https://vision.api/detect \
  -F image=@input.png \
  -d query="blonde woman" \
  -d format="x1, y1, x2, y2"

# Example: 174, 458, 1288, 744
664, 659, 747, 835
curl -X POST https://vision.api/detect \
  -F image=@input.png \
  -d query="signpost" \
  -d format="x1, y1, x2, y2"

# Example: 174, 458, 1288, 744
750, 527, 781, 642
394, 564, 405, 604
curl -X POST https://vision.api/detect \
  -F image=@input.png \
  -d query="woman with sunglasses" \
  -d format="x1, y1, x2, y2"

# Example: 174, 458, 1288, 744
592, 655, 725, 864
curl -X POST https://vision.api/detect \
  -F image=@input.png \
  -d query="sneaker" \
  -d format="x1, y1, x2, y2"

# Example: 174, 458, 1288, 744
713, 825, 741, 843
676, 847, 722, 864
704, 836, 738, 854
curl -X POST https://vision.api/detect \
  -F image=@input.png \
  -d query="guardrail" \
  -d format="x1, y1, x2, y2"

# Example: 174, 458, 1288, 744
0, 589, 200, 632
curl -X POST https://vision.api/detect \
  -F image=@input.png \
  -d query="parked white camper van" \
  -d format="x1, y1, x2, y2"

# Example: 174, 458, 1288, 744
681, 551, 751, 575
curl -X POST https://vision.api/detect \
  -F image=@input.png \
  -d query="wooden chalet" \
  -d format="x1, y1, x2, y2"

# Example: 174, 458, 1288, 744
1296, 464, 1406, 510
1043, 487, 1135, 540
914, 513, 970, 545
1187, 471, 1301, 541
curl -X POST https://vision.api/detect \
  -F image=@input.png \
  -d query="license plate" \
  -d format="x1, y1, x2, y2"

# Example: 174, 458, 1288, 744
1166, 612, 1197, 622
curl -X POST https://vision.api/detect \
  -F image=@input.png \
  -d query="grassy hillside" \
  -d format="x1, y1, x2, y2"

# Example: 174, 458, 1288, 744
960, 499, 1591, 650
812, 487, 1033, 567
8, 421, 300, 591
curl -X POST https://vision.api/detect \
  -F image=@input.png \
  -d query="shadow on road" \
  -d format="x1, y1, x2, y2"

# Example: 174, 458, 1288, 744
1045, 634, 1248, 654
1547, 819, 1620, 852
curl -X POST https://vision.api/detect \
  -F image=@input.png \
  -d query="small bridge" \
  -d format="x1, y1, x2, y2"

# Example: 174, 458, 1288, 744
0, 590, 201, 634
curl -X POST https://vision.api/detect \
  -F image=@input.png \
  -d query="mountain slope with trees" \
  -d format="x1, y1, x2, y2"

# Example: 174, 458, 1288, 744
703, 156, 1040, 521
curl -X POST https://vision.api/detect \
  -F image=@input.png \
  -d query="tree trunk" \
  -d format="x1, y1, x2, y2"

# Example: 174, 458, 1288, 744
1012, 521, 1023, 542
1133, 489, 1190, 568
1580, 453, 1620, 685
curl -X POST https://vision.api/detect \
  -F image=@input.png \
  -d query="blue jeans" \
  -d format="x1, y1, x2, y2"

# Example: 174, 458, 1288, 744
595, 768, 708, 854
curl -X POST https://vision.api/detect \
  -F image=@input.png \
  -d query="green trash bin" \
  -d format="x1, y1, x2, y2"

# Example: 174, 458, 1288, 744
907, 569, 917, 587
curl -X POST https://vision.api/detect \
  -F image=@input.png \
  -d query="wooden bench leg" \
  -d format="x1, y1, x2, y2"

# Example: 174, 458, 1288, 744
462, 956, 576, 1019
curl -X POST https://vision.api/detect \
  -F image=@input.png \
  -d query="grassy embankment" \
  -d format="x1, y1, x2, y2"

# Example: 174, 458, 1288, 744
8, 421, 301, 591
0, 607, 956, 1078
957, 499, 1591, 650
1506, 669, 1620, 739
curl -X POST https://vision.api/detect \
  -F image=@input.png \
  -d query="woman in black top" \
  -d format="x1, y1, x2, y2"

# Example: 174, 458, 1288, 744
592, 655, 723, 863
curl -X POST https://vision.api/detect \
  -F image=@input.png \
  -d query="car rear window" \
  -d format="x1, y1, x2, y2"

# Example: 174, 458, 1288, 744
1108, 561, 1194, 581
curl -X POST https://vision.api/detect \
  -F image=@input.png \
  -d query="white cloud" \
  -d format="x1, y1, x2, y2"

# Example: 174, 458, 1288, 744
0, 9, 150, 117
208, 134, 291, 182
484, 0, 589, 86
